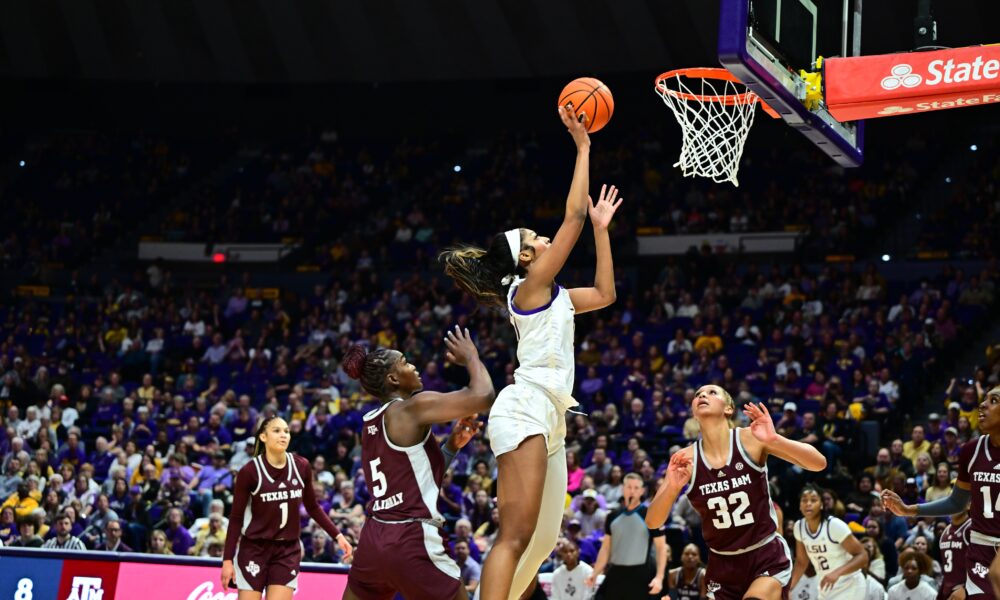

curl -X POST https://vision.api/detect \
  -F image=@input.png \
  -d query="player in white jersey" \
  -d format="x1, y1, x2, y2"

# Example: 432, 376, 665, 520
441, 106, 622, 600
790, 486, 868, 600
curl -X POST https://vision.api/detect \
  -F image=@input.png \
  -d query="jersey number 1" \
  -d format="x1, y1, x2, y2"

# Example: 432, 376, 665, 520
279, 502, 288, 529
982, 487, 1000, 519
706, 491, 754, 529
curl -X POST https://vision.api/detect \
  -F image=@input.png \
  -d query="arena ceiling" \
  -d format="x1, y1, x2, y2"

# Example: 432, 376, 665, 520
0, 0, 997, 84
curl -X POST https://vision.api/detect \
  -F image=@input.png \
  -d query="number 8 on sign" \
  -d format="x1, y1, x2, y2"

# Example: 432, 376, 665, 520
15, 578, 33, 600
706, 491, 755, 529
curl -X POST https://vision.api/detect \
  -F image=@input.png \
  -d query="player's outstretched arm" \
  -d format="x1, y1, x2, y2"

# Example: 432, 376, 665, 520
569, 184, 622, 315
881, 482, 970, 518
788, 538, 810, 592
645, 449, 693, 529
299, 457, 352, 560
743, 402, 826, 471
402, 326, 495, 426
521, 106, 590, 295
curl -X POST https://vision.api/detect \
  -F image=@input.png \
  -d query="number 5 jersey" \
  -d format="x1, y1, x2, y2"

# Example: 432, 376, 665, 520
683, 428, 780, 554
360, 399, 447, 523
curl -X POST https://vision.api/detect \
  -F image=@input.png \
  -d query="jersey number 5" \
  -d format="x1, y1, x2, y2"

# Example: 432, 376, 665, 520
706, 491, 754, 529
370, 458, 388, 498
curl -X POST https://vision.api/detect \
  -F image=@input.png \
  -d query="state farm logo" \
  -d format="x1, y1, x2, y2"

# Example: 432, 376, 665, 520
186, 582, 238, 600
881, 65, 922, 90
878, 106, 914, 115
881, 56, 1000, 90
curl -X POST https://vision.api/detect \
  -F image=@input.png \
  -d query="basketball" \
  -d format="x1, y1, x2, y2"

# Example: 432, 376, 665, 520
558, 77, 614, 133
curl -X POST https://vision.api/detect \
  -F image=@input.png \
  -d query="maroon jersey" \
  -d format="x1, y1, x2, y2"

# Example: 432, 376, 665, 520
361, 400, 446, 522
937, 518, 971, 600
224, 453, 340, 561
957, 434, 1000, 540
684, 428, 779, 553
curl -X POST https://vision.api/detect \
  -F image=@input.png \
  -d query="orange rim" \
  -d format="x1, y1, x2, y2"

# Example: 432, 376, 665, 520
655, 67, 780, 118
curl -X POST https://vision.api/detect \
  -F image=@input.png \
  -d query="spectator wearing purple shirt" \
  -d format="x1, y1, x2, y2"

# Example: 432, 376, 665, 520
54, 431, 85, 467
161, 507, 194, 556
195, 413, 232, 450
160, 453, 195, 486
88, 437, 115, 482
620, 398, 654, 440
189, 451, 232, 517
223, 288, 248, 321
437, 470, 464, 520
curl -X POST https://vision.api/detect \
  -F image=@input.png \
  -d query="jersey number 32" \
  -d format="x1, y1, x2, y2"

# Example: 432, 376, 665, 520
706, 491, 755, 529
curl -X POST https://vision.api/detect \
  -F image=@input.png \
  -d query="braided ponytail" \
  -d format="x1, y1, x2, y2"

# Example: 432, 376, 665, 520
343, 344, 402, 400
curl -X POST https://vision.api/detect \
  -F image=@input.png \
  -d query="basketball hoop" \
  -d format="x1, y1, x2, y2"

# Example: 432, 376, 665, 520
655, 68, 778, 187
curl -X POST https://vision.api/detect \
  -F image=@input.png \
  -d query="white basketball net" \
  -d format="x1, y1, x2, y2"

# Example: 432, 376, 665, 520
655, 72, 761, 187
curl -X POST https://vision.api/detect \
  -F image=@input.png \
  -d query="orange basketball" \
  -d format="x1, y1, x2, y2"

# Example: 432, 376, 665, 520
558, 77, 614, 133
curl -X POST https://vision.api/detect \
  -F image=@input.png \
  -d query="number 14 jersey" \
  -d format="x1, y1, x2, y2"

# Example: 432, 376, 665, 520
684, 428, 779, 553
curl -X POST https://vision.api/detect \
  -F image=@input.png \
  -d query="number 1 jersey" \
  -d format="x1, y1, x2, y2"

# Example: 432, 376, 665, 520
683, 428, 779, 553
361, 400, 446, 522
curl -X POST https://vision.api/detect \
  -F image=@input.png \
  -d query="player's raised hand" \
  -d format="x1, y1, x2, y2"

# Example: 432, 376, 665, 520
881, 489, 916, 517
744, 402, 778, 444
665, 450, 692, 490
336, 533, 354, 563
444, 325, 477, 366
448, 416, 482, 449
589, 184, 623, 230
558, 104, 590, 149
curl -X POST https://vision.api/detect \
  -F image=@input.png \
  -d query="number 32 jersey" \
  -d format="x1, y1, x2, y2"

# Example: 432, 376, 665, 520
360, 399, 446, 522
684, 428, 779, 553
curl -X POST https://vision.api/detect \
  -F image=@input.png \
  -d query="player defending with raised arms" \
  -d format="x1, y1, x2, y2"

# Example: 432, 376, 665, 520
883, 386, 1000, 600
341, 327, 496, 600
789, 485, 868, 599
440, 105, 622, 600
645, 386, 826, 600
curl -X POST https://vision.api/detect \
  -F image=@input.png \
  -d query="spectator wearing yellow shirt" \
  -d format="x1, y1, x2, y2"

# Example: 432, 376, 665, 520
190, 513, 227, 556
902, 426, 930, 462
693, 324, 723, 355
2, 482, 41, 519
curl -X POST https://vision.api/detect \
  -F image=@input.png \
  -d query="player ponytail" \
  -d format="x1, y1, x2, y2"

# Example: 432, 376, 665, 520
343, 344, 403, 400
440, 230, 528, 309
253, 415, 281, 457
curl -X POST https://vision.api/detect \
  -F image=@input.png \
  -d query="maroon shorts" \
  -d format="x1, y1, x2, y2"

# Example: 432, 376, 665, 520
704, 536, 792, 600
233, 537, 302, 592
347, 519, 461, 600
965, 541, 999, 600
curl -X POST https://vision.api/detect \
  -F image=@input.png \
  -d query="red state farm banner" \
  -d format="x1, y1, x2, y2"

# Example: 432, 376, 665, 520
824, 45, 1000, 121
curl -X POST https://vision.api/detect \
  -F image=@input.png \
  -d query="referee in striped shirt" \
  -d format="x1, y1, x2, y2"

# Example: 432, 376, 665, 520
42, 512, 87, 551
585, 473, 668, 599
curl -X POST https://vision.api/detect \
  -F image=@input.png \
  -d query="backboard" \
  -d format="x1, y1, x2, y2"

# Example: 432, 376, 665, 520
718, 0, 865, 166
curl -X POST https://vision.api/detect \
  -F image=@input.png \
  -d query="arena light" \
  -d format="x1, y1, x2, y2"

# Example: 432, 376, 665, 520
212, 252, 226, 263
453, 165, 462, 173
971, 144, 978, 151
881, 254, 891, 262
945, 177, 952, 183
18, 160, 24, 167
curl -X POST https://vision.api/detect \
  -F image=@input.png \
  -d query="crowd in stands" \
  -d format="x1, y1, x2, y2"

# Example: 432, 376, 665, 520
148, 127, 927, 270
0, 247, 996, 596
0, 127, 996, 598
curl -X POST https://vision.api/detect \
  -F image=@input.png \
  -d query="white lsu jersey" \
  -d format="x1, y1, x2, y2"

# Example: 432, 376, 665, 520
794, 516, 864, 592
507, 277, 578, 411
